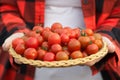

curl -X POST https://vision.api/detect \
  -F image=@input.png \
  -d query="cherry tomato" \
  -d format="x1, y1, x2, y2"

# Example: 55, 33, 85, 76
25, 37, 39, 49
68, 39, 81, 52
69, 30, 77, 39
78, 36, 90, 49
42, 30, 53, 41
94, 39, 103, 49
12, 38, 25, 49
36, 35, 44, 46
43, 52, 55, 61
60, 33, 70, 45
86, 43, 99, 55
70, 51, 83, 59
50, 44, 62, 54
73, 28, 81, 38
93, 33, 102, 40
48, 33, 61, 45
51, 22, 63, 32
26, 31, 40, 37
41, 41, 49, 51
89, 36, 96, 43
37, 48, 46, 60
55, 51, 69, 61
24, 48, 38, 60
15, 43, 26, 55
84, 28, 94, 36
32, 25, 44, 34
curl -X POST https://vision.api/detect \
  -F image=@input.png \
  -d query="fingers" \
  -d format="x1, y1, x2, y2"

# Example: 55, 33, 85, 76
102, 36, 115, 53
2, 33, 24, 51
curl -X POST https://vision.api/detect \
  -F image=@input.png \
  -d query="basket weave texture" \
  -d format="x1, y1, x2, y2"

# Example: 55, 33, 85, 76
9, 41, 108, 68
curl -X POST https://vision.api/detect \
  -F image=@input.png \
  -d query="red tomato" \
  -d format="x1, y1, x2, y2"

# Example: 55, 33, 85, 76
51, 22, 63, 32
69, 30, 77, 39
43, 27, 51, 31
42, 30, 53, 41
68, 39, 81, 52
24, 48, 38, 60
26, 31, 40, 37
86, 43, 99, 55
15, 43, 26, 55
94, 39, 103, 49
48, 33, 61, 45
55, 51, 69, 61
41, 41, 49, 51
62, 46, 70, 56
37, 48, 46, 60
73, 28, 81, 38
70, 51, 83, 59
84, 28, 94, 36
43, 52, 55, 61
89, 36, 95, 43
54, 29, 63, 35
12, 38, 25, 49
60, 33, 70, 45
36, 35, 44, 46
78, 36, 91, 49
50, 44, 62, 54
25, 37, 39, 49
32, 25, 44, 34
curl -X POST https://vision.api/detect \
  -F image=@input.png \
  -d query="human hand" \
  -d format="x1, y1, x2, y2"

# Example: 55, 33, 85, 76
2, 33, 24, 51
85, 36, 115, 66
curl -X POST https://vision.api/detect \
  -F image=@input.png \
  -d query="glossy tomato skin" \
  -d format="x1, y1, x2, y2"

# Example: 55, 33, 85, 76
60, 33, 70, 45
15, 43, 26, 55
50, 44, 62, 54
24, 48, 38, 60
32, 26, 44, 34
37, 48, 46, 60
73, 28, 81, 39
78, 36, 90, 49
93, 33, 102, 40
68, 39, 81, 52
43, 52, 55, 61
86, 43, 99, 55
41, 41, 49, 51
69, 30, 77, 39
48, 33, 61, 46
94, 39, 103, 49
25, 37, 39, 49
12, 38, 25, 49
70, 51, 83, 59
51, 22, 63, 32
26, 31, 40, 37
55, 51, 69, 61
84, 28, 94, 36
42, 30, 53, 41
89, 36, 95, 43
36, 35, 44, 46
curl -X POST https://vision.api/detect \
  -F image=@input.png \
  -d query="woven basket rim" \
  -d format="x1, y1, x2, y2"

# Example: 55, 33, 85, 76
9, 41, 108, 68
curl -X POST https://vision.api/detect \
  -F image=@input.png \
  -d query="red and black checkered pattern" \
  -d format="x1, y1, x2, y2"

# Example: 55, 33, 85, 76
0, 0, 120, 80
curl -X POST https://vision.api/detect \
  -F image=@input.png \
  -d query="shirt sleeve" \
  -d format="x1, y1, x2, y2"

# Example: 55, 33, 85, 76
0, 0, 27, 45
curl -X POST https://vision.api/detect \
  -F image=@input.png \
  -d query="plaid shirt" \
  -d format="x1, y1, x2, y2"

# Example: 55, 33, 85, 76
0, 0, 120, 80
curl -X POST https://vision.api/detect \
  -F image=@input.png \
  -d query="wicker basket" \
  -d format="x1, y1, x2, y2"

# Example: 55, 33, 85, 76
9, 41, 108, 68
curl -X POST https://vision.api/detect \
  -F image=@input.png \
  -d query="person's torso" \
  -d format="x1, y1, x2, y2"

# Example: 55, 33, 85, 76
35, 0, 103, 80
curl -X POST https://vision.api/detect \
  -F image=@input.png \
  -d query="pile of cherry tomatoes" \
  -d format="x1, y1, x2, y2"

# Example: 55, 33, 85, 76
12, 22, 103, 61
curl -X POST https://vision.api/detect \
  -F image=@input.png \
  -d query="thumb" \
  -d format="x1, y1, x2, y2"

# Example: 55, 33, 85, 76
102, 36, 115, 53
2, 33, 24, 51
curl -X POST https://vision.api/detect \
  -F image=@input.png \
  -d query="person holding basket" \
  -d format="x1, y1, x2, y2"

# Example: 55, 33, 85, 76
0, 0, 120, 80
